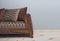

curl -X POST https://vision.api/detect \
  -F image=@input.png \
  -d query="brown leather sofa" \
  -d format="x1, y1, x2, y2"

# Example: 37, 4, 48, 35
0, 7, 33, 38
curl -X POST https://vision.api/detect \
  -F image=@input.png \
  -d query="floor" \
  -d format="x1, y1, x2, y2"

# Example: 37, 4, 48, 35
0, 30, 60, 41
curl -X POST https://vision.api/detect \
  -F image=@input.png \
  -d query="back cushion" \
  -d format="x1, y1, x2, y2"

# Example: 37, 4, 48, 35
18, 7, 27, 21
0, 8, 6, 21
3, 9, 20, 21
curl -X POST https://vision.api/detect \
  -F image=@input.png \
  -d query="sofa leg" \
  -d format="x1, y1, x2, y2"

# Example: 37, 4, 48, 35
29, 33, 33, 38
30, 35, 33, 38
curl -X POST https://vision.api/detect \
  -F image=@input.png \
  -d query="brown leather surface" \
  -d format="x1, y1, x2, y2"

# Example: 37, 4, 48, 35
0, 10, 33, 37
0, 8, 6, 21
0, 29, 29, 34
18, 7, 27, 21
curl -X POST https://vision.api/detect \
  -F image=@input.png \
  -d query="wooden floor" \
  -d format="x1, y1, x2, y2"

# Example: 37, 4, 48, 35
0, 30, 60, 41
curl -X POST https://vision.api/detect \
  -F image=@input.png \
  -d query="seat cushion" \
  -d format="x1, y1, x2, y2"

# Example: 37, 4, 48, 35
0, 21, 25, 29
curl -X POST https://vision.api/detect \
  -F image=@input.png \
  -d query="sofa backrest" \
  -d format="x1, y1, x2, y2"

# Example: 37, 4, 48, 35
18, 7, 27, 21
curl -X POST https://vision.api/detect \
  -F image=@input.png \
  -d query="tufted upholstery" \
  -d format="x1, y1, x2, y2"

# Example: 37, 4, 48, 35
0, 21, 25, 29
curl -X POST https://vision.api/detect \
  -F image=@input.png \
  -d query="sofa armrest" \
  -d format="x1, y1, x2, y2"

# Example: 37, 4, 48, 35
24, 13, 33, 35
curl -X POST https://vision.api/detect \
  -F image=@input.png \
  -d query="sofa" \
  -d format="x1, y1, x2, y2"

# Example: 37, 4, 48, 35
0, 7, 33, 38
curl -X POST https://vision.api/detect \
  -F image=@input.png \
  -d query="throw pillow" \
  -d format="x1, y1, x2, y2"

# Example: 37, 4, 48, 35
18, 7, 27, 21
0, 8, 6, 21
3, 9, 19, 21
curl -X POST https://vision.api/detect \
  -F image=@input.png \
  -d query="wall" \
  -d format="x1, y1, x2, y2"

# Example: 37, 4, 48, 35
0, 0, 60, 29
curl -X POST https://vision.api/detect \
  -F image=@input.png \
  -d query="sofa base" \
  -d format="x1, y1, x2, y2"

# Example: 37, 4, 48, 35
0, 29, 33, 38
0, 34, 33, 38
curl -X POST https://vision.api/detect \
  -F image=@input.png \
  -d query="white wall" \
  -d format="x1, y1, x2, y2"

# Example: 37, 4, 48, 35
0, 0, 60, 29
